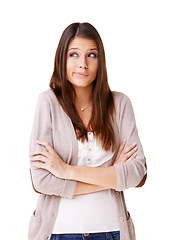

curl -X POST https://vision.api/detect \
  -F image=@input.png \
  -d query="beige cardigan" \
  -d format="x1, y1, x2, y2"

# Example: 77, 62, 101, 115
28, 88, 147, 240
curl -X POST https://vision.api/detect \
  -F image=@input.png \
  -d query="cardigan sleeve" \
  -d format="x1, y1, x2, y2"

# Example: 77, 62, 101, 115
114, 93, 147, 191
29, 92, 77, 198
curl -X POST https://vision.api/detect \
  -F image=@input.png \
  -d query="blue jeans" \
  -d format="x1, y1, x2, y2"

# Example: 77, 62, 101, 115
50, 231, 120, 240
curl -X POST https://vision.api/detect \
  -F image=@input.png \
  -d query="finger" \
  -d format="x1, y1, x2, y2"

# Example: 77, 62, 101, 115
32, 162, 47, 170
125, 146, 138, 159
119, 139, 127, 151
36, 140, 55, 154
123, 143, 137, 154
126, 153, 137, 163
121, 147, 138, 162
116, 139, 127, 159
31, 148, 49, 157
117, 142, 136, 162
30, 155, 47, 163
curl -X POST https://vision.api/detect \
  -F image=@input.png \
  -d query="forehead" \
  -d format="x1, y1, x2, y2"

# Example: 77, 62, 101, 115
68, 37, 97, 50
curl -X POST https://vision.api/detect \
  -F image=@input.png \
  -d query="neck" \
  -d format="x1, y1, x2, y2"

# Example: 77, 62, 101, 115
74, 86, 93, 108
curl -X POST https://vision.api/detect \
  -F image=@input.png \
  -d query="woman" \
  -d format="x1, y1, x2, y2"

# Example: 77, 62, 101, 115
29, 22, 147, 240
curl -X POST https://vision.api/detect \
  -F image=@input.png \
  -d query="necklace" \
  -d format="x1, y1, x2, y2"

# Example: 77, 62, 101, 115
80, 104, 92, 112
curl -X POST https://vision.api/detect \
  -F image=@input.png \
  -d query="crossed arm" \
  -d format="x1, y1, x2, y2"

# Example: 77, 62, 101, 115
30, 139, 138, 195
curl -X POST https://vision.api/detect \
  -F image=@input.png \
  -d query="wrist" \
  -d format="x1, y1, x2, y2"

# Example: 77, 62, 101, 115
63, 163, 74, 180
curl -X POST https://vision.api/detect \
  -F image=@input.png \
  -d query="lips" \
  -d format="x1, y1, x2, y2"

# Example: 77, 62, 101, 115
73, 72, 89, 77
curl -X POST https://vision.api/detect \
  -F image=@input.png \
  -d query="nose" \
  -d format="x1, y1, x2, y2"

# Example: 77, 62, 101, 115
79, 57, 88, 69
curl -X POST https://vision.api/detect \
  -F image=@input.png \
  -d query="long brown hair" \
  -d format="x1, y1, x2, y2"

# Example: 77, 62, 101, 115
49, 22, 116, 151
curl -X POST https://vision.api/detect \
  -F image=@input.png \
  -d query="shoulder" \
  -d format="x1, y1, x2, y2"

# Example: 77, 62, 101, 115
112, 91, 131, 107
37, 88, 59, 106
111, 91, 134, 121
38, 88, 57, 100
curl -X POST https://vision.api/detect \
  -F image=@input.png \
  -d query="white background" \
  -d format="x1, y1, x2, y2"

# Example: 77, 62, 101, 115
0, 0, 173, 239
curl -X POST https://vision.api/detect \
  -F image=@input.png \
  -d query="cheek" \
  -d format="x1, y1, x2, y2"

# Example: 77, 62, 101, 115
92, 61, 98, 77
66, 58, 78, 71
66, 60, 73, 78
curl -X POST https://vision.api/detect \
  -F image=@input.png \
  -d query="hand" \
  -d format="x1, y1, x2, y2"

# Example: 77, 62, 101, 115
30, 140, 68, 178
114, 139, 138, 165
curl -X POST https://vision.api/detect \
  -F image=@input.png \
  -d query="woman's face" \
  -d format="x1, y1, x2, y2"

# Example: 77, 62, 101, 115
66, 37, 98, 90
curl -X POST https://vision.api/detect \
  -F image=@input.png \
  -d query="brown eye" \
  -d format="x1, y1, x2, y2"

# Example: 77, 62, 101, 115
70, 53, 78, 57
88, 53, 97, 58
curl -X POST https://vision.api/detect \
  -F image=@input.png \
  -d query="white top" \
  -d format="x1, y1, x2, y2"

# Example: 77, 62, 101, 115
52, 132, 120, 234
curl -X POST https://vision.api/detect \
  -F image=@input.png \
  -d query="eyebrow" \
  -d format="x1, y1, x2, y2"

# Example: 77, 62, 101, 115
68, 47, 98, 51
